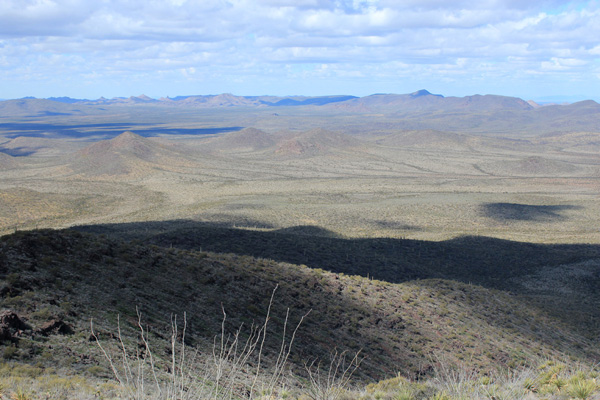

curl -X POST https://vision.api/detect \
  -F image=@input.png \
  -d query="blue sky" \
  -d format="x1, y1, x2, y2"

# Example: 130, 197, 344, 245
1, 0, 599, 101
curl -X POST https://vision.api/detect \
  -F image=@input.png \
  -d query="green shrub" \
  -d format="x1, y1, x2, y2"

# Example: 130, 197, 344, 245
567, 377, 598, 400
3, 345, 20, 360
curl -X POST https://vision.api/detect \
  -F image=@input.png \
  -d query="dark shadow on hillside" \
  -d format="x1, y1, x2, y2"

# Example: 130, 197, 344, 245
8, 219, 598, 377
191, 214, 276, 230
273, 225, 342, 237
481, 202, 582, 222
7, 227, 600, 382
73, 219, 600, 293
71, 219, 600, 345
371, 220, 420, 231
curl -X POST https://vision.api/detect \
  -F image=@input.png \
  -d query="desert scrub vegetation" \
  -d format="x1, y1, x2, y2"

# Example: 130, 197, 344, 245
89, 291, 366, 400
353, 359, 600, 400
1, 355, 599, 400
84, 302, 600, 400
0, 362, 122, 400
2, 228, 600, 399
2, 229, 600, 379
76, 221, 600, 344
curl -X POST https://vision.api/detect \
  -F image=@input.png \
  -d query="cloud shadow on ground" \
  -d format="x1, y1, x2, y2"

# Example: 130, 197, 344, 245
481, 202, 582, 222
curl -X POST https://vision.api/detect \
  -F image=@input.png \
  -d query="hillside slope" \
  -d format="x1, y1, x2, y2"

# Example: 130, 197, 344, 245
199, 127, 280, 153
274, 129, 365, 157
69, 131, 197, 177
76, 221, 600, 342
0, 152, 19, 169
1, 228, 599, 390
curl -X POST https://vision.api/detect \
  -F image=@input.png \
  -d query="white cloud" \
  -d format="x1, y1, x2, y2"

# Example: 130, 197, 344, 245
0, 0, 599, 98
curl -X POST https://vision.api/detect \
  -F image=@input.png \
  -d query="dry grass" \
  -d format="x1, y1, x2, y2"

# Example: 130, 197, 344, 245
90, 288, 310, 400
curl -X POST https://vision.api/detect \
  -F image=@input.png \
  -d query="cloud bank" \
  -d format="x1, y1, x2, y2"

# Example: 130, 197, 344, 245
0, 0, 598, 99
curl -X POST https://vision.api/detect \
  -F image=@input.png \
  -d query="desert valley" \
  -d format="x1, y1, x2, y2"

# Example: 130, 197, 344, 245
1, 90, 600, 399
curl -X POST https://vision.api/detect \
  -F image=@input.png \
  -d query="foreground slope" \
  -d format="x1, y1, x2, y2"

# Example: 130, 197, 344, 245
1, 228, 599, 389
77, 220, 600, 340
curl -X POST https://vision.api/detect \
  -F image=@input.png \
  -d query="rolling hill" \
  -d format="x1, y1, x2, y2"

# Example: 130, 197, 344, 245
196, 127, 366, 158
274, 128, 365, 157
0, 152, 19, 169
478, 156, 583, 177
535, 131, 600, 153
69, 131, 197, 177
198, 127, 281, 153
373, 129, 469, 150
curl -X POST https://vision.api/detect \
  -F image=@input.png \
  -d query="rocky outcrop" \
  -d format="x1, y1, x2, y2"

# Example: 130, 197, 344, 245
0, 310, 31, 343
36, 319, 74, 336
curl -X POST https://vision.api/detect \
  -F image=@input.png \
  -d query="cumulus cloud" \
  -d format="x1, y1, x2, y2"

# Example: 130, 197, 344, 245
0, 0, 598, 98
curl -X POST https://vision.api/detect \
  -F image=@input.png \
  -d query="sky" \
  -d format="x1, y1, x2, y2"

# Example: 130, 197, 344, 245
1, 0, 600, 101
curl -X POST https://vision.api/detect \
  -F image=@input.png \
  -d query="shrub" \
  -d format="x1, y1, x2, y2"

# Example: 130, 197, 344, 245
303, 349, 362, 400
2, 345, 18, 360
92, 285, 311, 400
567, 377, 598, 400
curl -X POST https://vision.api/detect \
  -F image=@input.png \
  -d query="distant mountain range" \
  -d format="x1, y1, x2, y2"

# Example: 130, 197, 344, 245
4, 90, 598, 117
2, 90, 600, 138
6, 90, 590, 108
40, 93, 359, 107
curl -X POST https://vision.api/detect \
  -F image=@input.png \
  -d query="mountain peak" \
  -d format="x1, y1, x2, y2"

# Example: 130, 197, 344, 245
112, 130, 142, 144
78, 131, 147, 157
410, 89, 443, 98
126, 94, 155, 103
73, 131, 189, 177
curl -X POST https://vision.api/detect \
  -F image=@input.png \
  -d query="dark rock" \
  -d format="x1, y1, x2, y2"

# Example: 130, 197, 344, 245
36, 319, 74, 336
0, 286, 20, 298
0, 310, 31, 342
